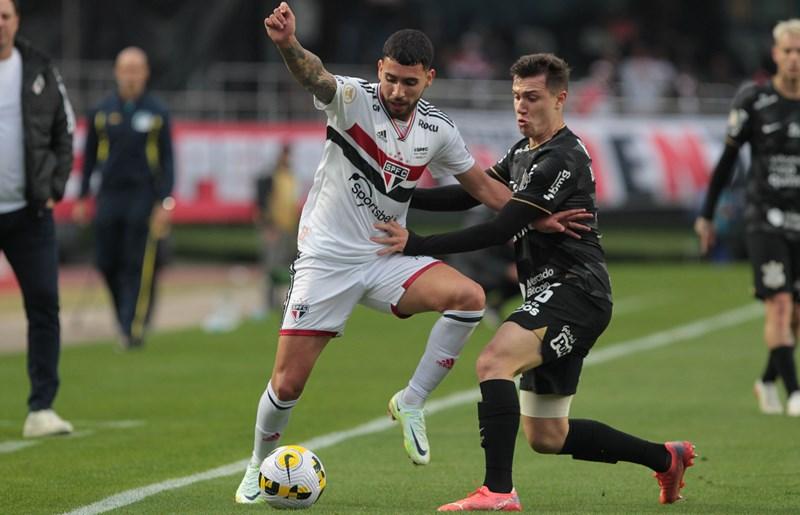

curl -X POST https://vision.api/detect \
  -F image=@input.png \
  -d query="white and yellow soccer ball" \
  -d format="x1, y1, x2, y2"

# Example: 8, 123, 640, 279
259, 445, 327, 509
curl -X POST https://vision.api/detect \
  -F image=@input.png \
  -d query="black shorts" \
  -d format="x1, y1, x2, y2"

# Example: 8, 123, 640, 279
507, 282, 612, 396
745, 230, 800, 301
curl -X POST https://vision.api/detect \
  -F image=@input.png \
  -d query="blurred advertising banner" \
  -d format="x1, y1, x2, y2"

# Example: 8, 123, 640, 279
55, 114, 727, 224
0, 254, 15, 291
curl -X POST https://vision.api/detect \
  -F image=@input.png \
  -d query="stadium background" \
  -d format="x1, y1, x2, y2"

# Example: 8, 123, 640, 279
16, 0, 795, 237
2, 0, 797, 339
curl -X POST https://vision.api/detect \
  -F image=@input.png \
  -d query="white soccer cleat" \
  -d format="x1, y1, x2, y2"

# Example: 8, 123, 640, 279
753, 380, 783, 415
22, 409, 73, 438
388, 390, 430, 465
787, 391, 800, 417
234, 461, 266, 504
234, 461, 265, 504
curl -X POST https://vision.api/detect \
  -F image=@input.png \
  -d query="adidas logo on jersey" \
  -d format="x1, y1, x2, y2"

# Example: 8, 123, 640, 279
376, 129, 387, 142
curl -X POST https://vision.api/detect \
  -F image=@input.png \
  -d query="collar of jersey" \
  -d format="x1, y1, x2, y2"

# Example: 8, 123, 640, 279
526, 124, 567, 151
378, 93, 417, 141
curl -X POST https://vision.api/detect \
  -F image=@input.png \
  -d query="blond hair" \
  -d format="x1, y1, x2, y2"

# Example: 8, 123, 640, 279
773, 19, 800, 43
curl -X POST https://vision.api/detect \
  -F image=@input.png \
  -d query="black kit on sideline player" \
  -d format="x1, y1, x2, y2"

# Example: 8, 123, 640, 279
74, 47, 174, 350
695, 18, 800, 417
234, 2, 590, 505
375, 53, 695, 511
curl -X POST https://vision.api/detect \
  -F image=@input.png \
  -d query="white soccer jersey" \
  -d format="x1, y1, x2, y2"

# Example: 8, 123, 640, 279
297, 75, 475, 263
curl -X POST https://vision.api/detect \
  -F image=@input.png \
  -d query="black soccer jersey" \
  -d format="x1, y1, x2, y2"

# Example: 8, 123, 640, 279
727, 82, 800, 234
490, 127, 612, 302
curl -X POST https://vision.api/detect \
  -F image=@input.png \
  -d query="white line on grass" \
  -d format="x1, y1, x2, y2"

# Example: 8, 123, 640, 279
0, 440, 39, 453
0, 420, 145, 454
64, 302, 762, 515
610, 294, 670, 316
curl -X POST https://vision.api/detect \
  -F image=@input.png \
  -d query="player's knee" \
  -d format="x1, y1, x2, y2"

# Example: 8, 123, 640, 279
767, 294, 793, 320
527, 429, 567, 454
475, 347, 504, 381
270, 376, 304, 402
450, 280, 485, 311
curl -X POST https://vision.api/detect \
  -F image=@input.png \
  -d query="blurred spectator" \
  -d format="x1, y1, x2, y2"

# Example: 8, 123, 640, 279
571, 58, 616, 116
445, 31, 496, 79
253, 143, 300, 317
618, 41, 677, 113
74, 47, 175, 350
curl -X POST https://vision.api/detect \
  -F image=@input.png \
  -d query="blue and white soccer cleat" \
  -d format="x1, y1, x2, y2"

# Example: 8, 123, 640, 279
388, 390, 430, 465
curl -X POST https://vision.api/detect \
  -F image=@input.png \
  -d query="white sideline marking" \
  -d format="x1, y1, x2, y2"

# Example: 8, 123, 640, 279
0, 440, 39, 453
0, 419, 145, 454
64, 302, 762, 515
0, 431, 95, 454
611, 294, 668, 316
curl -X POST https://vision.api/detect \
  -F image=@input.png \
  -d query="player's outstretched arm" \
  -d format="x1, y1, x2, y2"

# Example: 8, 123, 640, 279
264, 2, 336, 104
455, 164, 512, 211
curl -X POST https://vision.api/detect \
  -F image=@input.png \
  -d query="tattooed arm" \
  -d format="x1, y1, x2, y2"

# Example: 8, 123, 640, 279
264, 2, 336, 105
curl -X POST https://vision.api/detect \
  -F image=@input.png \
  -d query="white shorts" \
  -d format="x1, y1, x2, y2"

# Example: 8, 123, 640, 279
279, 253, 442, 337
519, 390, 574, 418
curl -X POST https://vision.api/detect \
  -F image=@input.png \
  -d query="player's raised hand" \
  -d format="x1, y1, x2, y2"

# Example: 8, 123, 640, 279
372, 220, 409, 255
693, 216, 716, 256
533, 208, 593, 239
264, 2, 296, 46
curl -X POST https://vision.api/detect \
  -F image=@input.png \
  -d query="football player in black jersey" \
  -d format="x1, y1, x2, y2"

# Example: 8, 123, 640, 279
374, 54, 695, 511
696, 19, 800, 417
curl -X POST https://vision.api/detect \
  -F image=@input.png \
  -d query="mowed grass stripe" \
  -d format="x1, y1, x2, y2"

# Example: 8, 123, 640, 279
63, 302, 762, 515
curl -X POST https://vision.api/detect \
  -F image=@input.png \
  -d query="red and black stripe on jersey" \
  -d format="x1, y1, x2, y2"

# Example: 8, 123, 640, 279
327, 124, 427, 203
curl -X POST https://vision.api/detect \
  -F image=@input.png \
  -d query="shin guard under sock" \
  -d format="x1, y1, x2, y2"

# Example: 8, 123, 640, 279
772, 345, 799, 394
558, 418, 670, 472
252, 381, 297, 465
762, 349, 779, 383
478, 379, 520, 493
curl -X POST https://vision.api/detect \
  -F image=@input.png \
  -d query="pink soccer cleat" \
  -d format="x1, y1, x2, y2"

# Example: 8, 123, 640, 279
437, 486, 522, 512
653, 440, 696, 504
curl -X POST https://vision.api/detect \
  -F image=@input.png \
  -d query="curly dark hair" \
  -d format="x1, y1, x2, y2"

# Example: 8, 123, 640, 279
382, 29, 434, 69
510, 53, 571, 93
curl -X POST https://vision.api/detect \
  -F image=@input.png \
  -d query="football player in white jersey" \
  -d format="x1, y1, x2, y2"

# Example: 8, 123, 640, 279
236, 2, 587, 503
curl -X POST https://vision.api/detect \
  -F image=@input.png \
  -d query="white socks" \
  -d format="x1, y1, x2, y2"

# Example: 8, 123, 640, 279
401, 309, 484, 408
251, 381, 297, 465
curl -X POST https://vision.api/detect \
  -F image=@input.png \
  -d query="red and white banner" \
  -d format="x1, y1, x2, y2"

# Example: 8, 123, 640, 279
54, 114, 729, 224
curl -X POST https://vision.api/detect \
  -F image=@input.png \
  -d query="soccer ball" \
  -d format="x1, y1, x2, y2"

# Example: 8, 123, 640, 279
259, 445, 327, 509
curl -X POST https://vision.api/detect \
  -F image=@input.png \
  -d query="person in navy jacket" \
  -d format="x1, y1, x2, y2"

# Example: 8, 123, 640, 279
75, 47, 175, 349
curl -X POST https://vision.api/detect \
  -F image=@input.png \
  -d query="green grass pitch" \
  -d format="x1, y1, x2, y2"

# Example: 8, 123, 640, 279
1, 262, 799, 514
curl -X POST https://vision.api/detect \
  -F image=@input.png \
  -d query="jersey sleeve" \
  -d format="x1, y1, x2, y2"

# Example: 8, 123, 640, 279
513, 153, 576, 214
487, 146, 513, 186
313, 75, 370, 128
426, 125, 476, 179
725, 83, 756, 147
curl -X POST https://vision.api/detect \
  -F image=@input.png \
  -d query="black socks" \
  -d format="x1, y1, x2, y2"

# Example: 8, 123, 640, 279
762, 349, 779, 383
558, 419, 671, 473
478, 379, 519, 494
771, 346, 799, 394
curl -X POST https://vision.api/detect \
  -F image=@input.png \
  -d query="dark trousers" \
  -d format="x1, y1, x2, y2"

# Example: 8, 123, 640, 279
94, 189, 160, 338
0, 207, 61, 411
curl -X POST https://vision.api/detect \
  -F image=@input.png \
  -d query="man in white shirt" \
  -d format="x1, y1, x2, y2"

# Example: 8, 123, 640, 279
0, 0, 74, 438
235, 2, 585, 503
